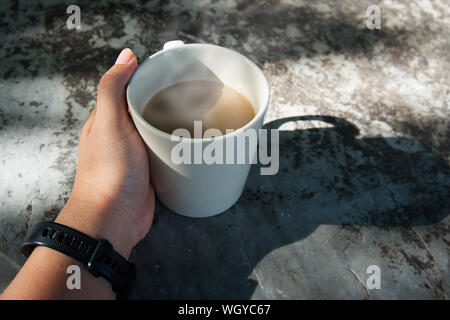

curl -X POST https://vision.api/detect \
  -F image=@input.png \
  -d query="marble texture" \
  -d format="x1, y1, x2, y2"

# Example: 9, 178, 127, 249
0, 0, 449, 299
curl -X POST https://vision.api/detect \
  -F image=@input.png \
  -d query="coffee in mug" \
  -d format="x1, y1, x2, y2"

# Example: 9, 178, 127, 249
141, 80, 255, 136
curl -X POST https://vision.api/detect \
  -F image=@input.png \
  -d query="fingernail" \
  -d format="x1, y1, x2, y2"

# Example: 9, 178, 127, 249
115, 48, 135, 65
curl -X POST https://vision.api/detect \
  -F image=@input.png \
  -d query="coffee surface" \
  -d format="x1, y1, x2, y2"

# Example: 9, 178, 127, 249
141, 80, 255, 136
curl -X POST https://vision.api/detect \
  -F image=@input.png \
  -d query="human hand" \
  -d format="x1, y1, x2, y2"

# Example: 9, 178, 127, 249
0, 49, 154, 300
56, 48, 155, 258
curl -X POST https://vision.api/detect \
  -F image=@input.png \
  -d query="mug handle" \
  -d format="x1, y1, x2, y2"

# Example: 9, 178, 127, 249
163, 40, 185, 51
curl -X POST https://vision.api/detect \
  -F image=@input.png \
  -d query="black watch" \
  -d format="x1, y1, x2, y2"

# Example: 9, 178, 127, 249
21, 221, 136, 297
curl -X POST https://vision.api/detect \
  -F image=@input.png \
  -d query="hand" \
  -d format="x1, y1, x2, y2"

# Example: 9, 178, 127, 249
0, 49, 154, 300
56, 48, 155, 258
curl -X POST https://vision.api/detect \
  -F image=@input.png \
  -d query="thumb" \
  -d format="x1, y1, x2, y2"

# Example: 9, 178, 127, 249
96, 48, 138, 125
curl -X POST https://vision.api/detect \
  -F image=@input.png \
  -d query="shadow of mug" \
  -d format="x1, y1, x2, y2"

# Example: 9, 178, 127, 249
129, 115, 449, 299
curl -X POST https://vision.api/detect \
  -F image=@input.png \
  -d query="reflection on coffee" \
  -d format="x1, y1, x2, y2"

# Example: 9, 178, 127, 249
141, 80, 255, 136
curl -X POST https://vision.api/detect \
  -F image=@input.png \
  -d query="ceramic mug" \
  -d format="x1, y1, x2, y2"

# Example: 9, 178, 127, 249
126, 41, 270, 218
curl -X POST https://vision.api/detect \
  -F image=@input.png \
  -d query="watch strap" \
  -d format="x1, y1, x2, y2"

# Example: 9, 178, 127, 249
21, 221, 135, 297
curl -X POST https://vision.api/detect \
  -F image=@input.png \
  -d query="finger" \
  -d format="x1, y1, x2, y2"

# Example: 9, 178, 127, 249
96, 48, 138, 126
81, 106, 97, 137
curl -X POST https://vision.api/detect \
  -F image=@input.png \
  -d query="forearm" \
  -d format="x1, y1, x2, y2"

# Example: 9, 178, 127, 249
1, 48, 154, 300
0, 198, 135, 300
0, 247, 115, 299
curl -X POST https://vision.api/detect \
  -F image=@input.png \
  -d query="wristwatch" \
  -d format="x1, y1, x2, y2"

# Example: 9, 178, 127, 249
21, 221, 136, 297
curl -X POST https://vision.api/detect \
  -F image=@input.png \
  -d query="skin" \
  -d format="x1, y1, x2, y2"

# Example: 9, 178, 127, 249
0, 48, 155, 299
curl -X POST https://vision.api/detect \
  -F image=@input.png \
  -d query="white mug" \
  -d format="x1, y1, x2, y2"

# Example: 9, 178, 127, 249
126, 41, 270, 218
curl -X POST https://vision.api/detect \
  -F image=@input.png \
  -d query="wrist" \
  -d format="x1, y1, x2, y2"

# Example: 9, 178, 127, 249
56, 197, 137, 259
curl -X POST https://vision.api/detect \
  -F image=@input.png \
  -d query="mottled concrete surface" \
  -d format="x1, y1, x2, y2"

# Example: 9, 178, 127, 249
0, 0, 449, 299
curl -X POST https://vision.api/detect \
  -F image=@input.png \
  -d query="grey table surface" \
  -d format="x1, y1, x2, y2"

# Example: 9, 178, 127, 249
0, 0, 449, 299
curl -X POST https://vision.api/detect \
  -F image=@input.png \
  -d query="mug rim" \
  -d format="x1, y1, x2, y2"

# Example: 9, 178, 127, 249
126, 43, 270, 143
